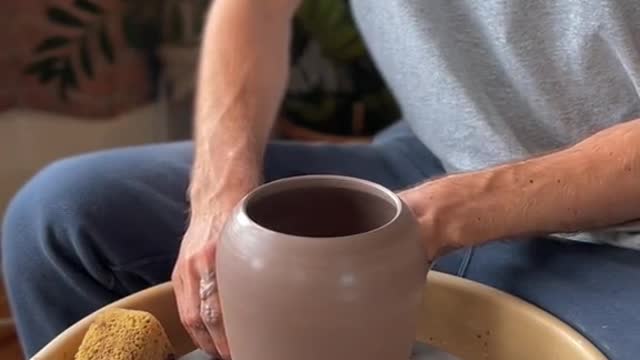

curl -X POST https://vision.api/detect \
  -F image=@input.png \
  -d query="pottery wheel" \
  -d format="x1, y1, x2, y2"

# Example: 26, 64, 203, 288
178, 341, 460, 360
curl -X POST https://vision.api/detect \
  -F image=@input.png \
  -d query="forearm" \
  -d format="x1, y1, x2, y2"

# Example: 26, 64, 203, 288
406, 119, 640, 251
191, 0, 299, 214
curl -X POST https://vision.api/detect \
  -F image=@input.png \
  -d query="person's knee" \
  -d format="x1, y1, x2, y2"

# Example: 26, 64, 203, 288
2, 154, 111, 283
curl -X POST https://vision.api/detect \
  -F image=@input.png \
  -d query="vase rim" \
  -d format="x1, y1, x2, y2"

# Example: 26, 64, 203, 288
238, 175, 403, 240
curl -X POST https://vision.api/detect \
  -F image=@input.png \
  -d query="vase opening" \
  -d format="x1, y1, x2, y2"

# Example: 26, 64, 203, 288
245, 178, 399, 238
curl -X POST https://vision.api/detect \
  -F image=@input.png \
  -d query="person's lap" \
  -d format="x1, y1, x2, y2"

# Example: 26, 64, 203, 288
0, 122, 435, 356
2, 122, 638, 359
439, 239, 640, 359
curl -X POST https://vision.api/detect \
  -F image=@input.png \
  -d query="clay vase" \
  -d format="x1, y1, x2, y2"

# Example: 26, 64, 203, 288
217, 175, 428, 360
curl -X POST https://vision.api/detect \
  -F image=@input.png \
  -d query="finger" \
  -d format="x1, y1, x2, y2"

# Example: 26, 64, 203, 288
176, 288, 216, 356
201, 279, 230, 359
191, 321, 220, 357
179, 266, 219, 355
174, 277, 201, 348
201, 294, 231, 359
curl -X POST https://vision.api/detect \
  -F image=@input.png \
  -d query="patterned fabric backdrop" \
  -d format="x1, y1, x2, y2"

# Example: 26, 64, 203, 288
2, 0, 398, 136
1, 0, 157, 118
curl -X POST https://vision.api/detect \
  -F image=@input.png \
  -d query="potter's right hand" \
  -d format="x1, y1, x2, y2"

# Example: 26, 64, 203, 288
172, 193, 247, 360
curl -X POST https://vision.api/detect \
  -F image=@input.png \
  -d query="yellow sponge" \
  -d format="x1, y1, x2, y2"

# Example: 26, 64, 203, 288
75, 308, 175, 360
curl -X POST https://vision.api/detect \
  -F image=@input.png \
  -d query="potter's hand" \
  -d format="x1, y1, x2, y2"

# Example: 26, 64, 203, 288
400, 172, 514, 262
172, 197, 240, 360
177, 0, 300, 353
399, 184, 467, 262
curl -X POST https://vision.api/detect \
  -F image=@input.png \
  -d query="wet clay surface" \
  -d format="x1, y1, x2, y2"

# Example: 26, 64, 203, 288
218, 176, 427, 360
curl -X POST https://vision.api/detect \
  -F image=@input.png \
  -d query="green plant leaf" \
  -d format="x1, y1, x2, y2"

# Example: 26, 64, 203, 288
79, 36, 94, 78
47, 7, 84, 28
285, 96, 337, 123
327, 25, 359, 50
40, 67, 58, 83
323, 2, 346, 29
74, 0, 103, 15
331, 38, 366, 62
24, 57, 59, 84
23, 57, 60, 81
34, 36, 71, 53
296, 0, 365, 63
316, 0, 341, 28
98, 25, 115, 63
296, 1, 312, 24
61, 58, 78, 89
24, 58, 54, 74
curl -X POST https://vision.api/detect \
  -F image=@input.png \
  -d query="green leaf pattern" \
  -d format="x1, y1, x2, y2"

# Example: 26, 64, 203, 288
25, 0, 398, 132
47, 7, 84, 28
34, 36, 71, 53
79, 36, 94, 78
74, 0, 103, 15
99, 25, 115, 63
25, 1, 116, 100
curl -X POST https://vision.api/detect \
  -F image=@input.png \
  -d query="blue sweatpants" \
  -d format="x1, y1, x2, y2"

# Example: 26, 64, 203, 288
2, 123, 639, 359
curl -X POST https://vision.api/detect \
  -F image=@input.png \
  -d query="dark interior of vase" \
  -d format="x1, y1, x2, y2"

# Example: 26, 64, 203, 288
246, 185, 397, 237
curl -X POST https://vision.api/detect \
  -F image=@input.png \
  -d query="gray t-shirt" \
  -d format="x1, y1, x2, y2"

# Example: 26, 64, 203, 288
351, 0, 640, 249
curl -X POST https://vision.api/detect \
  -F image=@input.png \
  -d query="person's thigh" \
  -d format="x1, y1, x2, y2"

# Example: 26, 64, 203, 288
2, 142, 195, 355
2, 122, 442, 356
454, 238, 640, 360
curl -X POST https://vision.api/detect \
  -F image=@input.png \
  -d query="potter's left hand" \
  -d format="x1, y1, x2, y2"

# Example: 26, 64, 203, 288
173, 213, 230, 359
172, 188, 249, 360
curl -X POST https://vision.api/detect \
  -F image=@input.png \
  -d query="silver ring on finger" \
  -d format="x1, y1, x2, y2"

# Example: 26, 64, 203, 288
201, 302, 222, 325
199, 273, 217, 300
